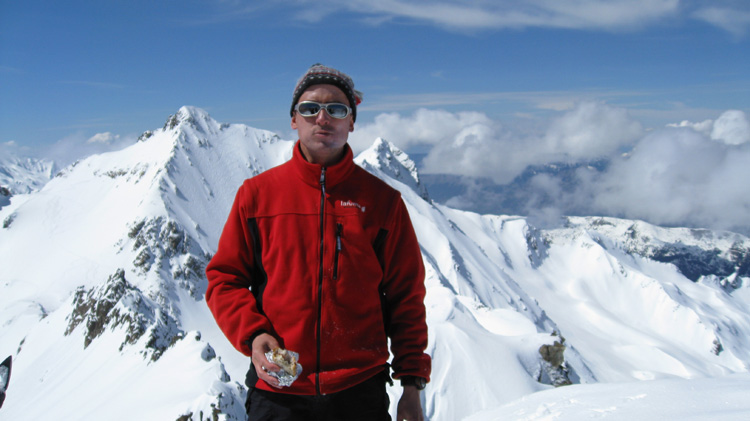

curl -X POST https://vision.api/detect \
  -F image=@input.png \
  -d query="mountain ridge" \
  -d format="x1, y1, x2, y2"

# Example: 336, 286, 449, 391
1, 106, 748, 420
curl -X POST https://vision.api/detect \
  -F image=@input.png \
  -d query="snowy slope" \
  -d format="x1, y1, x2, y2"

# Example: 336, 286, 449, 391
465, 372, 750, 421
1, 107, 749, 420
0, 107, 291, 419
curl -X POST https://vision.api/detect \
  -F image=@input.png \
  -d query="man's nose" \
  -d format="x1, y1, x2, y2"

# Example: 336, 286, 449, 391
315, 108, 332, 123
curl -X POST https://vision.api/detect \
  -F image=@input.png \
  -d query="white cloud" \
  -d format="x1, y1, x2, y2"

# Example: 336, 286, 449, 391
351, 104, 750, 234
299, 0, 681, 31
588, 126, 750, 233
0, 140, 34, 158
225, 1, 750, 36
2, 132, 136, 167
46, 132, 136, 167
87, 132, 120, 144
693, 7, 750, 37
528, 0, 680, 29
350, 107, 530, 183
665, 110, 750, 145
349, 108, 497, 151
352, 102, 643, 184
667, 119, 714, 136
362, 89, 660, 122
711, 110, 750, 145
508, 109, 750, 232
542, 102, 643, 159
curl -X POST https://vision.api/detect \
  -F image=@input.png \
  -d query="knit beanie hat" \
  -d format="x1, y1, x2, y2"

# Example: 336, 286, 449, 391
290, 63, 363, 121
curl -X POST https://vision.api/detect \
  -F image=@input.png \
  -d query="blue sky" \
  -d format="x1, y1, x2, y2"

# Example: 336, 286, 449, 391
2, 1, 750, 234
2, 0, 748, 155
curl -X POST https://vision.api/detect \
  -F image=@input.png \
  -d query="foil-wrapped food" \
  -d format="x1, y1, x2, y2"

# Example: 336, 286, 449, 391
265, 348, 303, 387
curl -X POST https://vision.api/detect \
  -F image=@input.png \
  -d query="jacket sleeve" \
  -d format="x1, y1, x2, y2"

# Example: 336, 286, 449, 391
205, 183, 273, 356
381, 195, 431, 381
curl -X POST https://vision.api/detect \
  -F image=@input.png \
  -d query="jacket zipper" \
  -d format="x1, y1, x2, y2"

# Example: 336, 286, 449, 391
333, 223, 342, 280
315, 167, 326, 395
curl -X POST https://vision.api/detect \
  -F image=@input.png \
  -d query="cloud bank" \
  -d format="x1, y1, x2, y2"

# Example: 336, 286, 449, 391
590, 125, 750, 232
291, 0, 678, 30
350, 101, 644, 183
44, 132, 136, 168
277, 0, 750, 35
693, 6, 750, 37
352, 104, 750, 234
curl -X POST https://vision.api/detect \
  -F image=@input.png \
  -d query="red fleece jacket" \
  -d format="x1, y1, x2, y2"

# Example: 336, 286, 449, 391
206, 141, 431, 395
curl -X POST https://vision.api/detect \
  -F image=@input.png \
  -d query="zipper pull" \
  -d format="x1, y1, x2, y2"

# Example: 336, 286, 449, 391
320, 167, 326, 188
333, 223, 343, 280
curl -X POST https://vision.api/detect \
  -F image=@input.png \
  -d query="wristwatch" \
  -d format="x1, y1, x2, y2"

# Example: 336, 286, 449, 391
400, 376, 427, 390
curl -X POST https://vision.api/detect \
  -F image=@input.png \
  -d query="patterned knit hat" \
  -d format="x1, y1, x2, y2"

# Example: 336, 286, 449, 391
290, 63, 363, 121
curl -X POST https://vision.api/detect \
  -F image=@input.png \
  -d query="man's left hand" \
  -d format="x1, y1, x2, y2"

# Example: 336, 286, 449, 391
396, 385, 424, 421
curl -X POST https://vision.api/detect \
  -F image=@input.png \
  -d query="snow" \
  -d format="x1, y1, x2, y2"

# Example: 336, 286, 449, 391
1, 106, 749, 420
466, 373, 750, 420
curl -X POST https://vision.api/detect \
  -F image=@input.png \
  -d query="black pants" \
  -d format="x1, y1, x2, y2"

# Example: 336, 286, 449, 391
246, 373, 391, 421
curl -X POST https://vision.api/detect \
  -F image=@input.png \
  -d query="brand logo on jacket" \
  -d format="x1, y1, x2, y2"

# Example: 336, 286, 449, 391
340, 200, 365, 213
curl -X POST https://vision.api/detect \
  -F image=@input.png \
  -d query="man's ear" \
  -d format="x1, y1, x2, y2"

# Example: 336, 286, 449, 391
291, 114, 298, 130
349, 119, 354, 132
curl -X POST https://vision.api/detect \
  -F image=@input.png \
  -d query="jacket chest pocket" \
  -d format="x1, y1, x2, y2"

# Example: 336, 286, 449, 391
329, 217, 383, 296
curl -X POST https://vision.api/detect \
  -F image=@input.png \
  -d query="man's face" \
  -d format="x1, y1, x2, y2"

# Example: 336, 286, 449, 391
291, 84, 354, 166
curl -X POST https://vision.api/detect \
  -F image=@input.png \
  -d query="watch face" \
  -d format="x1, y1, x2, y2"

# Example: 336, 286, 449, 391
415, 377, 426, 390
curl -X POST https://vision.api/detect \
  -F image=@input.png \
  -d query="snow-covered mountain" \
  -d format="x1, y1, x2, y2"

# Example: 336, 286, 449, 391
0, 155, 56, 210
1, 106, 749, 420
0, 155, 55, 195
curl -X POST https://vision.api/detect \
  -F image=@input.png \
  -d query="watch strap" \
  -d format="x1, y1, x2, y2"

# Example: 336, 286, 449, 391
400, 375, 426, 390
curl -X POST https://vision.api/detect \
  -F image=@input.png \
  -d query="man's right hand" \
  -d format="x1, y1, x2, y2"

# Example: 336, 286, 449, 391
251, 332, 283, 389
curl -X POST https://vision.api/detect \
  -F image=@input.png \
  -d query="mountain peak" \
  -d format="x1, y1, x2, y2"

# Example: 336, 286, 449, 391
356, 137, 430, 201
163, 106, 225, 135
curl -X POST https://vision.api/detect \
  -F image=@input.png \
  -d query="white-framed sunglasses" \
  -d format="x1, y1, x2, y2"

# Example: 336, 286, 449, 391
294, 101, 352, 119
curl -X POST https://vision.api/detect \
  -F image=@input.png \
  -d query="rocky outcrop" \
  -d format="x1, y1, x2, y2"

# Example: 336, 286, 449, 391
538, 333, 573, 387
65, 269, 183, 361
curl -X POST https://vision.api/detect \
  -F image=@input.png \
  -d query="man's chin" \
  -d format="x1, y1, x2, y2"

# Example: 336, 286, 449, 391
312, 135, 345, 147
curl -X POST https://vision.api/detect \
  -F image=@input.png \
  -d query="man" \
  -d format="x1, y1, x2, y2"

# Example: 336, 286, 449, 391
206, 64, 431, 421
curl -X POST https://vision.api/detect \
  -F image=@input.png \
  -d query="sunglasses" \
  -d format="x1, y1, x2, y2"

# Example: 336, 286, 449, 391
294, 101, 352, 119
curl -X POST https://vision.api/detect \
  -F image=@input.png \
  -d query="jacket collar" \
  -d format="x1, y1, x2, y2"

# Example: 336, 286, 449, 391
291, 140, 356, 189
